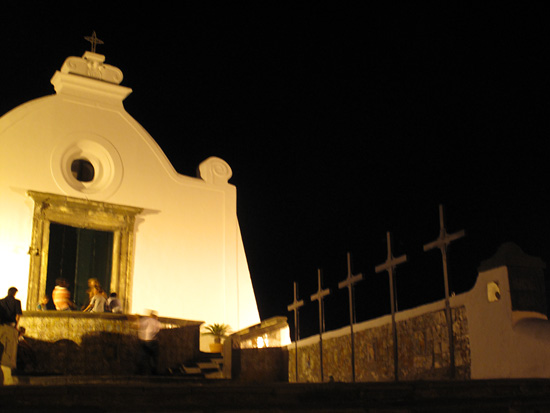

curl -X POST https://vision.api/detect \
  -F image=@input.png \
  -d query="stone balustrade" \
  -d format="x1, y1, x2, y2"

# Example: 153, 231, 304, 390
15, 311, 202, 375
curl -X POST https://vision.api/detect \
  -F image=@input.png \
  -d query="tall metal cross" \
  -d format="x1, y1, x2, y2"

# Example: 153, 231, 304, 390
310, 268, 331, 382
338, 252, 363, 382
375, 231, 407, 381
287, 281, 304, 382
423, 204, 465, 379
84, 31, 104, 53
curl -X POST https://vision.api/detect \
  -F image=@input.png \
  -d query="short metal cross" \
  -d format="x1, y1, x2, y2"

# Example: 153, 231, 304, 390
423, 204, 465, 379
287, 281, 304, 382
310, 269, 330, 381
338, 252, 363, 382
375, 231, 407, 381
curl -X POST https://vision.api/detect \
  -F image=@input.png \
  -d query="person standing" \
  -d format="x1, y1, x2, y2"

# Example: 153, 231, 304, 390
0, 287, 23, 329
52, 279, 76, 311
135, 310, 161, 375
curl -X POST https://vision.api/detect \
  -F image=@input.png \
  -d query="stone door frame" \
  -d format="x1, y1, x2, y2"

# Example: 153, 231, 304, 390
26, 191, 142, 312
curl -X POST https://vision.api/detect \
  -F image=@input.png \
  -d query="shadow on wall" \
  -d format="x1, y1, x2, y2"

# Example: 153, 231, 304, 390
226, 346, 289, 382
14, 327, 200, 376
16, 333, 138, 375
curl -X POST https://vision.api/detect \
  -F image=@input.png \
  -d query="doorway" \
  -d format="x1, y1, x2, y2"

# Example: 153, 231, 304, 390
46, 223, 114, 309
27, 191, 143, 312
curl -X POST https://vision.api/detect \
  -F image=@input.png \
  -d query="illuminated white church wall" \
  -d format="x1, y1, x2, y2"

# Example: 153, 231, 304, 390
0, 51, 260, 340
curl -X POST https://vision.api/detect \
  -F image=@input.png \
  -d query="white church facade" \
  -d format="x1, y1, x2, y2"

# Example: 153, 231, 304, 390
0, 50, 260, 339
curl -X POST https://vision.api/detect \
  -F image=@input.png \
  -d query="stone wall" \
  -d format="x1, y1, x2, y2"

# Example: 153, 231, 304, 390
229, 348, 289, 382
288, 306, 471, 382
17, 312, 202, 375
223, 317, 290, 381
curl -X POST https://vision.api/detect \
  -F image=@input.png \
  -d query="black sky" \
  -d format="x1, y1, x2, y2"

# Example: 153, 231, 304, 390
2, 3, 549, 338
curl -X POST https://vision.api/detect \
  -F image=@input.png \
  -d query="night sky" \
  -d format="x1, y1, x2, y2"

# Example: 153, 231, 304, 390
2, 4, 549, 339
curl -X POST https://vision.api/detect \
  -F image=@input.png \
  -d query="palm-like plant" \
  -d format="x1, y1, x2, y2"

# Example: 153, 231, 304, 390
202, 323, 231, 343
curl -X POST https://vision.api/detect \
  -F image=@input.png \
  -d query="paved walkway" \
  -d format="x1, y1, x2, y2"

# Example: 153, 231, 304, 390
2, 376, 550, 412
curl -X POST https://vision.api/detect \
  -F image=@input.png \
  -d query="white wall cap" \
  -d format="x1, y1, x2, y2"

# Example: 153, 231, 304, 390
51, 71, 132, 103
60, 52, 124, 84
51, 51, 131, 103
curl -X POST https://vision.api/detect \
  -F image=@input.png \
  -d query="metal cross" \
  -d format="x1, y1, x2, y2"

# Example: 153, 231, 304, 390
423, 204, 465, 379
375, 231, 407, 381
84, 31, 104, 53
310, 268, 331, 381
287, 281, 304, 382
338, 252, 363, 382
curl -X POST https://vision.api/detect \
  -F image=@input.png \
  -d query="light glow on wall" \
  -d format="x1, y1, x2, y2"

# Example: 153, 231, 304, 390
0, 240, 29, 304
238, 322, 291, 349
280, 326, 291, 346
253, 328, 291, 348
256, 334, 268, 348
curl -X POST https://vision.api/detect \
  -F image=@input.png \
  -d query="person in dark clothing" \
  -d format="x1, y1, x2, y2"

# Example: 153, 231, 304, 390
0, 287, 23, 329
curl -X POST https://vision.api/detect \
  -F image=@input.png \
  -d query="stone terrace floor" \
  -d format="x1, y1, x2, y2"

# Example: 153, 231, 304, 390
2, 376, 550, 412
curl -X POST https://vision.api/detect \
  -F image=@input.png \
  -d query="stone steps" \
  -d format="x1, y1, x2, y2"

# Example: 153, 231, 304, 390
167, 353, 224, 379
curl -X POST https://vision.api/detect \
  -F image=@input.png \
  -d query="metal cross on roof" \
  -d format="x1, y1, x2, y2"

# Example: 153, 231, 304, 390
84, 31, 104, 53
375, 231, 407, 381
423, 204, 465, 379
338, 252, 363, 382
310, 269, 331, 381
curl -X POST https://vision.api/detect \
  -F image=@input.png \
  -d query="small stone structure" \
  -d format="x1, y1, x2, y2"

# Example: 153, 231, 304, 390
224, 317, 290, 381
288, 243, 548, 382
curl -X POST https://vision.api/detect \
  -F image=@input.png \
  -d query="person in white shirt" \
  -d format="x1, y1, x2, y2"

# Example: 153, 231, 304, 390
107, 292, 122, 313
135, 309, 161, 374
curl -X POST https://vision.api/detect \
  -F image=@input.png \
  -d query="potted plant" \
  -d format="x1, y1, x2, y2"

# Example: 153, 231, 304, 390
202, 323, 231, 353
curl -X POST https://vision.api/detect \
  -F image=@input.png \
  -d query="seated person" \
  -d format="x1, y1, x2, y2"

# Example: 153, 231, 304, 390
83, 286, 107, 312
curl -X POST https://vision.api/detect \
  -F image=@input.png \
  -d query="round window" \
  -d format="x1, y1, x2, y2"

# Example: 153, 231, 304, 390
71, 159, 95, 182
51, 133, 124, 199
